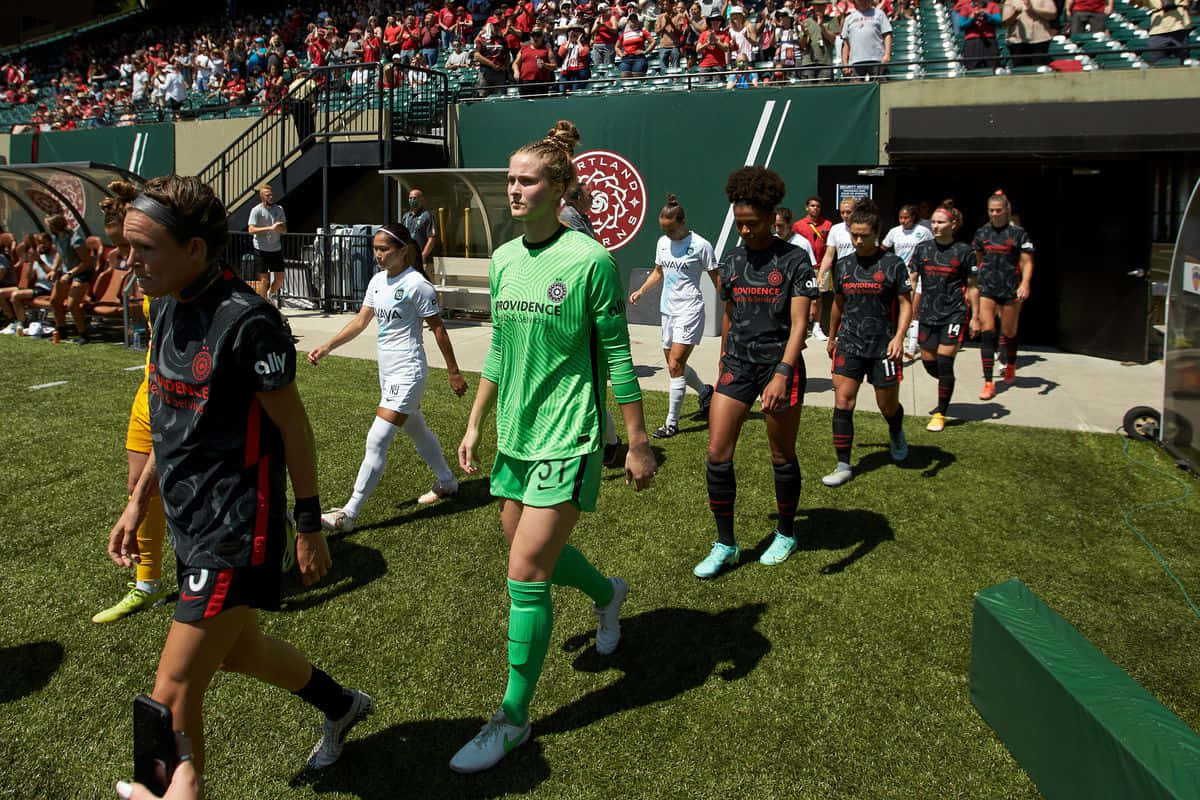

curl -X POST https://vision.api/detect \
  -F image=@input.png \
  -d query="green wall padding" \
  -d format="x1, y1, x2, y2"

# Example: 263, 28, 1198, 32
970, 579, 1200, 800
457, 85, 879, 274
9, 123, 174, 178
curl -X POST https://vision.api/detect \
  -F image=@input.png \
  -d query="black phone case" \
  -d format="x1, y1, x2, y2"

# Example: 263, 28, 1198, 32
133, 694, 177, 795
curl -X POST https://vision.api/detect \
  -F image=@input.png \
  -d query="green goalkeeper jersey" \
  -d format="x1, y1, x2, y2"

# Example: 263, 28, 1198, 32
482, 226, 642, 461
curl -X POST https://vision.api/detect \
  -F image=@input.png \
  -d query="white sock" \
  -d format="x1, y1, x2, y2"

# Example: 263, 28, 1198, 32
604, 407, 619, 445
402, 409, 455, 486
343, 416, 400, 518
907, 320, 919, 338
135, 579, 160, 594
667, 376, 685, 426
684, 365, 706, 394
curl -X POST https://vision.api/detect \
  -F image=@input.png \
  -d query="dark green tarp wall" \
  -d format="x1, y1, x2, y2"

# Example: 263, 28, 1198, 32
9, 123, 174, 178
457, 84, 879, 271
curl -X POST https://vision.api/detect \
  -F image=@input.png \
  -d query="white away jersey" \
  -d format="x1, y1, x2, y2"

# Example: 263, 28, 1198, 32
363, 267, 439, 367
785, 233, 816, 265
655, 231, 717, 316
828, 222, 854, 262
883, 224, 933, 267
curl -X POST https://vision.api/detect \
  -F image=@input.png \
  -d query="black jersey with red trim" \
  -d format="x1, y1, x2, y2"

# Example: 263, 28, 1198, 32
972, 222, 1033, 299
912, 239, 975, 326
832, 250, 911, 359
148, 268, 296, 569
719, 238, 818, 365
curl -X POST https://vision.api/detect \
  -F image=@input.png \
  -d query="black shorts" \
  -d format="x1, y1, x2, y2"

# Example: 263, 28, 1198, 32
71, 269, 96, 285
174, 558, 281, 623
33, 281, 53, 297
833, 350, 902, 387
256, 249, 284, 276
918, 320, 965, 351
980, 291, 1017, 305
716, 355, 806, 408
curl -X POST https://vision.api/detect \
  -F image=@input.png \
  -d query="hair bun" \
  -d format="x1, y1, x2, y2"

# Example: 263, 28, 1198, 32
665, 193, 679, 206
544, 120, 581, 155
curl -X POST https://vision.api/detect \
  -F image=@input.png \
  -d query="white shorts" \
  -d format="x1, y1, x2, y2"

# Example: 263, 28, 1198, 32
661, 309, 705, 348
378, 366, 428, 414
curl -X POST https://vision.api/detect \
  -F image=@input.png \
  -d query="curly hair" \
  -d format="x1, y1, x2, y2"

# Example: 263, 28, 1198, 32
512, 120, 581, 193
99, 179, 141, 227
724, 166, 786, 213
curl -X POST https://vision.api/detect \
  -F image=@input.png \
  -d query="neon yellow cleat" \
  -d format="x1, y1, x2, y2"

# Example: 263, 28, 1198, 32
927, 412, 946, 432
91, 583, 167, 624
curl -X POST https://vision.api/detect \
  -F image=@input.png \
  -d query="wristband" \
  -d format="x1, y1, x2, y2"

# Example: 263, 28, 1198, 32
293, 495, 322, 534
774, 362, 794, 379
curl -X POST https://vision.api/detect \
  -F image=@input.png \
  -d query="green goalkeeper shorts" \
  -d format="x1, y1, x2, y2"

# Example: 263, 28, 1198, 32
490, 450, 603, 512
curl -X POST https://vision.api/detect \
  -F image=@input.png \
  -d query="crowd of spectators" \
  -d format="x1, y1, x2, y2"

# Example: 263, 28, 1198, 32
0, 0, 1192, 131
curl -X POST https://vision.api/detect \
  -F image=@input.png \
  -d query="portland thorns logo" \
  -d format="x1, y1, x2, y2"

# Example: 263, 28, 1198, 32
547, 281, 568, 304
572, 150, 647, 252
191, 347, 213, 382
767, 269, 783, 287
873, 271, 885, 283
719, 372, 734, 386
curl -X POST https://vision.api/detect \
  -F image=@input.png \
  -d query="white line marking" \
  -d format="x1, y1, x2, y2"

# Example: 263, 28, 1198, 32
714, 100, 777, 260
123, 365, 145, 372
29, 381, 68, 391
128, 132, 144, 173
762, 99, 792, 168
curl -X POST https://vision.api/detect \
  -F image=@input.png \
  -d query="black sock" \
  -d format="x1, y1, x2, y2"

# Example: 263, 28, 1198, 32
772, 459, 801, 539
936, 355, 955, 414
294, 666, 353, 720
706, 459, 736, 547
832, 408, 854, 464
885, 403, 905, 436
921, 358, 939, 379
1005, 336, 1018, 366
980, 330, 997, 381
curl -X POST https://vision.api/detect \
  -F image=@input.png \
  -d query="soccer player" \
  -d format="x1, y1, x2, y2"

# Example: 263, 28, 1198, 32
911, 201, 976, 432
881, 203, 933, 357
694, 166, 819, 578
629, 193, 717, 438
107, 176, 370, 787
972, 190, 1033, 400
823, 207, 913, 487
816, 196, 858, 342
93, 180, 172, 624
310, 223, 468, 532
453, 120, 656, 773
773, 206, 818, 266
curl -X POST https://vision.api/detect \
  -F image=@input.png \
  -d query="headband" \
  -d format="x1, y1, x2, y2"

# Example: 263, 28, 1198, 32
130, 194, 188, 237
381, 227, 411, 246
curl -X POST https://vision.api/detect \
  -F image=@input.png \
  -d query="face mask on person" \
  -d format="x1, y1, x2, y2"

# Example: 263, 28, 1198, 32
409, 196, 420, 209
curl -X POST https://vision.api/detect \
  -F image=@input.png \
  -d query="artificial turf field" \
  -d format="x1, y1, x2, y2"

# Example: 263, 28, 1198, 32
1, 334, 1198, 800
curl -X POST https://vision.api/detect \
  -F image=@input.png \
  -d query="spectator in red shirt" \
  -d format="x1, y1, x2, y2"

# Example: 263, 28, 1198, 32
384, 15, 404, 55
364, 28, 383, 62
223, 69, 247, 103
513, 27, 557, 96
616, 14, 655, 76
439, 4, 459, 48
558, 23, 592, 92
455, 7, 476, 42
501, 15, 524, 59
421, 12, 441, 66
307, 30, 330, 68
474, 19, 512, 96
1067, 0, 1112, 34
955, 0, 1002, 69
791, 195, 832, 264
590, 2, 622, 65
399, 15, 421, 64
698, 13, 733, 80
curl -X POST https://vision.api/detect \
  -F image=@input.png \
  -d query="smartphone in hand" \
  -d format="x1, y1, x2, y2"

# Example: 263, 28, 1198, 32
133, 694, 179, 796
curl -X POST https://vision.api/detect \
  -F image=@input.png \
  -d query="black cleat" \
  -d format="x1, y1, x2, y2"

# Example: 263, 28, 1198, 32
603, 437, 623, 468
652, 423, 678, 439
695, 384, 714, 420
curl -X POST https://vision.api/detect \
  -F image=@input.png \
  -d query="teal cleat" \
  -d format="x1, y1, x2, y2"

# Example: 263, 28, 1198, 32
693, 542, 740, 579
759, 531, 797, 566
890, 429, 909, 462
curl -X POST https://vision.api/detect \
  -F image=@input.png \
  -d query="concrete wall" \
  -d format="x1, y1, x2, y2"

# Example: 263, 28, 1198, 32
878, 69, 1200, 164
0, 132, 9, 165
173, 117, 259, 176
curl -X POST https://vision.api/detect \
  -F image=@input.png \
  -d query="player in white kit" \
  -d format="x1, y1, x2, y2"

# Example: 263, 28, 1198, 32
309, 223, 469, 532
816, 196, 859, 341
882, 203, 933, 356
629, 194, 718, 438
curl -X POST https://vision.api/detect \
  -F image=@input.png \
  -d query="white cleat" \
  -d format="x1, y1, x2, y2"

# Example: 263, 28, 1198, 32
320, 508, 355, 533
306, 689, 374, 770
811, 323, 828, 342
417, 480, 458, 505
593, 577, 629, 655
822, 463, 854, 487
449, 709, 531, 774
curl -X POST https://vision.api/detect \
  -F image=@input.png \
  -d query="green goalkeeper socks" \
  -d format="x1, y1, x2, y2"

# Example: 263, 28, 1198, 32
550, 544, 614, 607
500, 579, 553, 728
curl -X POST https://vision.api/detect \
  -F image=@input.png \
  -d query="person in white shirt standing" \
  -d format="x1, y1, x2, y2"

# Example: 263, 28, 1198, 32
247, 185, 287, 301
816, 196, 857, 341
628, 194, 718, 438
882, 203, 933, 356
309, 223, 469, 533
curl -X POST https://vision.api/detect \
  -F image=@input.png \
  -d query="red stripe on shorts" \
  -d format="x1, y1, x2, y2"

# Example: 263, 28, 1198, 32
251, 455, 270, 566
244, 399, 261, 468
203, 569, 234, 619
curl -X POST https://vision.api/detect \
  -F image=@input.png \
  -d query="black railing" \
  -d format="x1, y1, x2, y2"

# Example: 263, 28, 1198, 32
227, 230, 376, 312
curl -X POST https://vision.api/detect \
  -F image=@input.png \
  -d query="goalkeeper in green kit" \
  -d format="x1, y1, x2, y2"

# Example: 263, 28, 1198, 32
453, 120, 657, 773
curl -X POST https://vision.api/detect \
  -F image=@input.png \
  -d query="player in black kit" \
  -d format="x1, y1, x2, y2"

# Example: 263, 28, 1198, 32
823, 208, 913, 487
971, 191, 1033, 400
694, 166, 819, 578
106, 176, 371, 790
911, 201, 976, 432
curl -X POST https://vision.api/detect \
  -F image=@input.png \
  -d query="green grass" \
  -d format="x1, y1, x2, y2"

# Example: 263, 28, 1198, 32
1, 334, 1198, 799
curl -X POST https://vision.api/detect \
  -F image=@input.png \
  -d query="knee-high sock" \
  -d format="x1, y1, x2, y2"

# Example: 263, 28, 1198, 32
998, 334, 1008, 360
604, 407, 619, 445
885, 403, 905, 436
936, 354, 956, 414
135, 493, 165, 586
666, 376, 686, 426
980, 330, 997, 381
922, 358, 939, 379
343, 416, 400, 518
1005, 336, 1018, 366
684, 364, 706, 393
772, 459, 801, 538
550, 544, 614, 606
500, 579, 553, 727
294, 666, 353, 720
833, 408, 854, 464
706, 459, 736, 547
401, 410, 454, 485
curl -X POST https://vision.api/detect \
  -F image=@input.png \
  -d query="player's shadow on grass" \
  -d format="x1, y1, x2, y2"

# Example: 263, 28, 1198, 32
280, 538, 387, 612
539, 604, 770, 736
855, 443, 956, 479
740, 508, 894, 574
943, 401, 1011, 422
0, 640, 63, 703
356, 476, 494, 532
295, 716, 551, 799
634, 364, 661, 378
